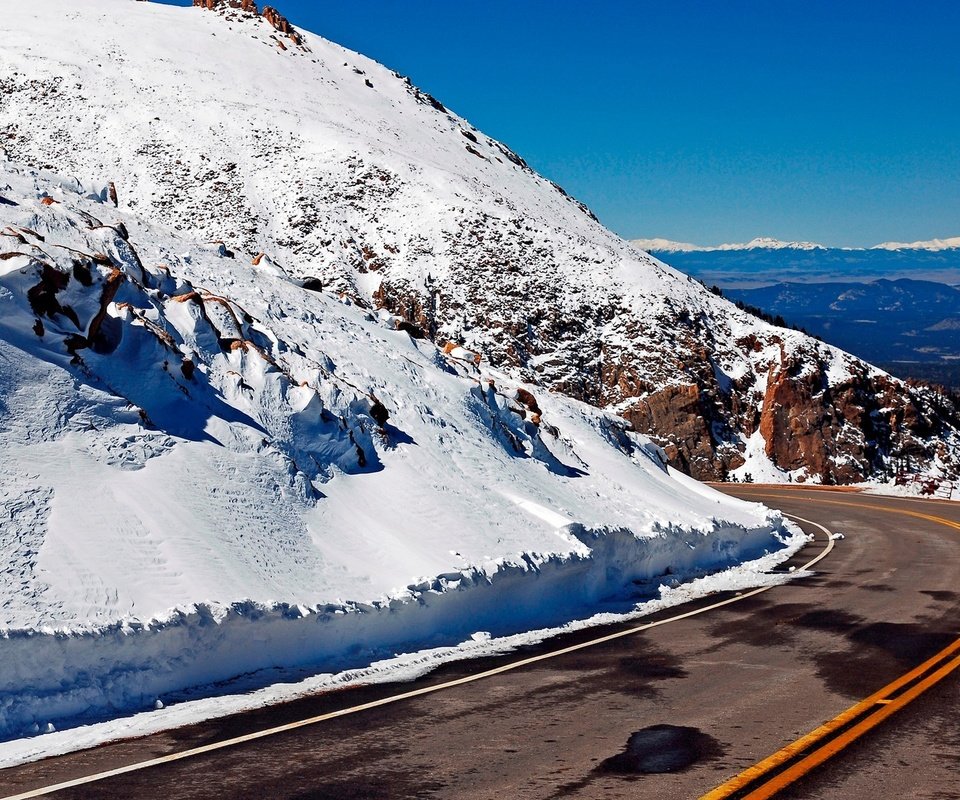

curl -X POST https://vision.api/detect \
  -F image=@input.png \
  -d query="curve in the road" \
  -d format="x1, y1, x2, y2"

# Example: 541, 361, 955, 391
0, 514, 835, 800
700, 492, 960, 800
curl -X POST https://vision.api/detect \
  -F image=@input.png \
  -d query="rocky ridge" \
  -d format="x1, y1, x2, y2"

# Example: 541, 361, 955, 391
192, 0, 305, 47
1, 0, 958, 484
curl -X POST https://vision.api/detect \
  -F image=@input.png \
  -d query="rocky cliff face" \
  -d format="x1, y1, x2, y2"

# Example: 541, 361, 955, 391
2, 0, 957, 484
622, 337, 957, 483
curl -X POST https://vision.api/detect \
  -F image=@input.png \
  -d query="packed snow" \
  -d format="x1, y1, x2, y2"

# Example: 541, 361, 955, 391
0, 160, 804, 745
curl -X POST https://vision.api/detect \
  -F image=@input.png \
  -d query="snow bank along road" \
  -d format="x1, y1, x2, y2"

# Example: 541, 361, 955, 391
2, 488, 959, 799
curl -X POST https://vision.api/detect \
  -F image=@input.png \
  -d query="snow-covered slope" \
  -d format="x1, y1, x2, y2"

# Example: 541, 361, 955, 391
4, 0, 954, 486
0, 0, 954, 488
0, 160, 801, 741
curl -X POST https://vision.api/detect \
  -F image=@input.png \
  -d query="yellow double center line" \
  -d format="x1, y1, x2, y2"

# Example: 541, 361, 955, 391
701, 491, 960, 799
701, 638, 960, 800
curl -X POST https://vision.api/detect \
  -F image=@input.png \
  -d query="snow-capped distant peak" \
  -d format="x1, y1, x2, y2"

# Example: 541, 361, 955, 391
630, 238, 704, 253
871, 236, 960, 252
727, 236, 825, 251
635, 234, 960, 254
631, 236, 825, 253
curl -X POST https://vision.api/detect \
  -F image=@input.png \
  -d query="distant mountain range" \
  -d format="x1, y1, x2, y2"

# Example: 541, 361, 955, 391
633, 239, 960, 388
632, 238, 960, 288
632, 236, 960, 254
872, 237, 960, 252
632, 237, 825, 253
724, 278, 960, 371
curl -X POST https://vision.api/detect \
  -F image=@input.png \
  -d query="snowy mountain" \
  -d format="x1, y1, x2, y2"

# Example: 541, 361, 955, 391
1, 0, 959, 747
2, 0, 957, 490
632, 237, 827, 253
726, 237, 826, 251
635, 236, 960, 255
872, 236, 960, 252
0, 156, 799, 743
630, 238, 706, 253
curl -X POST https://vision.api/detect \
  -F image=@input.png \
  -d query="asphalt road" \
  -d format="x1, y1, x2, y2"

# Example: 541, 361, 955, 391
2, 487, 959, 800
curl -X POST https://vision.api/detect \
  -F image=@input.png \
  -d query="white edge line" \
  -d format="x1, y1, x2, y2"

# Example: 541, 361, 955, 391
1, 514, 833, 800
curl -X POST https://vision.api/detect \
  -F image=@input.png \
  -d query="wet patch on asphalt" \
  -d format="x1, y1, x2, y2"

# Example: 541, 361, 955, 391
596, 724, 724, 775
540, 634, 688, 699
611, 651, 688, 698
823, 579, 854, 588
702, 599, 960, 700
921, 590, 959, 603
288, 770, 447, 800
704, 600, 812, 651
549, 724, 724, 798
792, 608, 862, 633
145, 734, 440, 800
814, 619, 958, 699
851, 622, 956, 664
165, 690, 434, 749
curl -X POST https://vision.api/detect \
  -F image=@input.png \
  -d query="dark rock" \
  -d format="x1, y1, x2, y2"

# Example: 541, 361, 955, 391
515, 387, 541, 415
71, 260, 93, 286
27, 263, 70, 320
394, 319, 425, 339
369, 398, 389, 427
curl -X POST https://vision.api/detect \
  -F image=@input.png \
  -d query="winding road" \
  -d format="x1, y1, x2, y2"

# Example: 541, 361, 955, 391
2, 487, 959, 799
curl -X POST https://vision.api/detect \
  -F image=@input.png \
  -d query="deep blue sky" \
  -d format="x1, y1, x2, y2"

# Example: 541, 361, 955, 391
158, 1, 959, 247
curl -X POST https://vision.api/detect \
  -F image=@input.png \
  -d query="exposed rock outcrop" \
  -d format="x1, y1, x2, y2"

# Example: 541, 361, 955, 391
261, 6, 303, 45
191, 0, 305, 47
623, 384, 732, 480
193, 0, 258, 12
